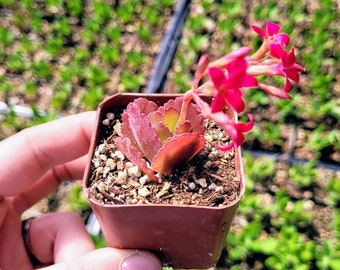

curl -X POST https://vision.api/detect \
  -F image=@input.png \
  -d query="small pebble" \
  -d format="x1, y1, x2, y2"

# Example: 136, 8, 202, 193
117, 171, 127, 181
195, 178, 207, 188
188, 182, 196, 190
97, 143, 105, 153
128, 165, 141, 177
106, 112, 115, 120
139, 175, 149, 185
105, 158, 116, 170
114, 150, 125, 160
138, 187, 150, 197
99, 154, 107, 162
116, 160, 124, 171
208, 183, 216, 190
102, 119, 110, 126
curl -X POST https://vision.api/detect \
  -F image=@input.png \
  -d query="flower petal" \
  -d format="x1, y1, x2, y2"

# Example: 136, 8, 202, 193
209, 66, 227, 90
259, 82, 292, 99
225, 89, 245, 113
266, 22, 280, 36
276, 33, 290, 47
251, 24, 266, 37
211, 93, 226, 113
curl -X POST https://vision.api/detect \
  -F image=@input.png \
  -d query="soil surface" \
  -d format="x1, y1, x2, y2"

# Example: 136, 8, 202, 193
87, 111, 241, 207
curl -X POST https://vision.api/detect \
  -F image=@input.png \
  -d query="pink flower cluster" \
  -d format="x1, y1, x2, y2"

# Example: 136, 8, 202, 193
184, 22, 305, 151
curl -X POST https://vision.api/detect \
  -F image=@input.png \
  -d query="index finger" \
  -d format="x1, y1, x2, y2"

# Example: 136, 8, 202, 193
0, 111, 96, 196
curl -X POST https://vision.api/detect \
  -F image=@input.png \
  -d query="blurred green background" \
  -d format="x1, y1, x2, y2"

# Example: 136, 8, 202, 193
0, 0, 339, 269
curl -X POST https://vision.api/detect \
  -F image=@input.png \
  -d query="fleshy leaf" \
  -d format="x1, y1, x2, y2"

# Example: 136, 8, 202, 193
174, 120, 192, 134
125, 102, 162, 161
120, 111, 138, 150
152, 121, 172, 142
115, 137, 158, 181
133, 98, 158, 115
185, 102, 206, 134
160, 98, 181, 113
162, 107, 180, 132
120, 99, 158, 151
151, 133, 205, 175
148, 98, 181, 125
147, 110, 163, 124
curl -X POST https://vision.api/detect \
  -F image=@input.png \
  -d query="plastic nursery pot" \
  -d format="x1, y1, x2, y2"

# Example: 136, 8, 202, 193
83, 93, 246, 269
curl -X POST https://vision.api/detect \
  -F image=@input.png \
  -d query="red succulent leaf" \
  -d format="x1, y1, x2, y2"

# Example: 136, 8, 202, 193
152, 121, 173, 142
162, 107, 180, 132
151, 133, 205, 175
147, 110, 163, 124
115, 137, 158, 181
174, 120, 192, 134
124, 102, 162, 161
133, 98, 158, 115
185, 102, 206, 134
161, 97, 182, 112
149, 96, 205, 135
118, 97, 206, 176
120, 112, 138, 149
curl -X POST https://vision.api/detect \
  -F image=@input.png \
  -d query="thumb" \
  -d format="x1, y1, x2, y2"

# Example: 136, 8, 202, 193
42, 248, 162, 270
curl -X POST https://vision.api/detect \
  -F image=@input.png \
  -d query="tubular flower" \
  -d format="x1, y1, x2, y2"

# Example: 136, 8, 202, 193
251, 21, 290, 48
208, 57, 258, 114
212, 113, 254, 151
270, 44, 306, 92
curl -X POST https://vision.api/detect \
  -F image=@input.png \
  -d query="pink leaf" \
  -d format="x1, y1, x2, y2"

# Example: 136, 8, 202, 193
185, 101, 206, 134
115, 137, 158, 181
162, 107, 180, 132
120, 111, 138, 149
152, 121, 172, 142
175, 120, 192, 134
133, 98, 158, 115
125, 102, 162, 161
147, 110, 163, 124
151, 133, 205, 175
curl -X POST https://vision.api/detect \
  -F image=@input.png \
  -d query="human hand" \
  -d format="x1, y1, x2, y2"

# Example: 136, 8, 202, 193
0, 112, 162, 270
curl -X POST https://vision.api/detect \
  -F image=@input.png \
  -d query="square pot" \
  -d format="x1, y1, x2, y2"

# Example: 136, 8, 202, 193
83, 93, 245, 269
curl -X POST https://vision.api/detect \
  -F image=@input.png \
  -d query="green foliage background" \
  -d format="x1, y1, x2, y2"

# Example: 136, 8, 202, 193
0, 0, 339, 269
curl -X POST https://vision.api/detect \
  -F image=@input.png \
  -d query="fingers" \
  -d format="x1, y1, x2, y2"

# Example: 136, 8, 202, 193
28, 212, 95, 264
13, 156, 87, 213
0, 111, 96, 196
41, 248, 162, 270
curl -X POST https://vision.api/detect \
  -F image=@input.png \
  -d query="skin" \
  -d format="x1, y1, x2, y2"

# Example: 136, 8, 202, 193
0, 112, 161, 270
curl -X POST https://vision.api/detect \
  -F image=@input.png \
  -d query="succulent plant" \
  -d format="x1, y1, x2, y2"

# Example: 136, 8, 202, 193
115, 97, 206, 181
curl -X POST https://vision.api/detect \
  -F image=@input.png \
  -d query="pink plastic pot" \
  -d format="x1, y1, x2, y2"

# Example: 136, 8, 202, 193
83, 93, 245, 269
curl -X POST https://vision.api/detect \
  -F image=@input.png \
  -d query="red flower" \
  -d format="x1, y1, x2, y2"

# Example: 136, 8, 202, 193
270, 44, 305, 91
213, 113, 254, 151
209, 58, 257, 113
251, 21, 289, 48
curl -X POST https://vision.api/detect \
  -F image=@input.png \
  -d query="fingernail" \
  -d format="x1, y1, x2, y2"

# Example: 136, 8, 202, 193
120, 252, 162, 270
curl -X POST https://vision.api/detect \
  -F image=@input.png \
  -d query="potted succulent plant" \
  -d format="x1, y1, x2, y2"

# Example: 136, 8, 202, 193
83, 22, 304, 269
